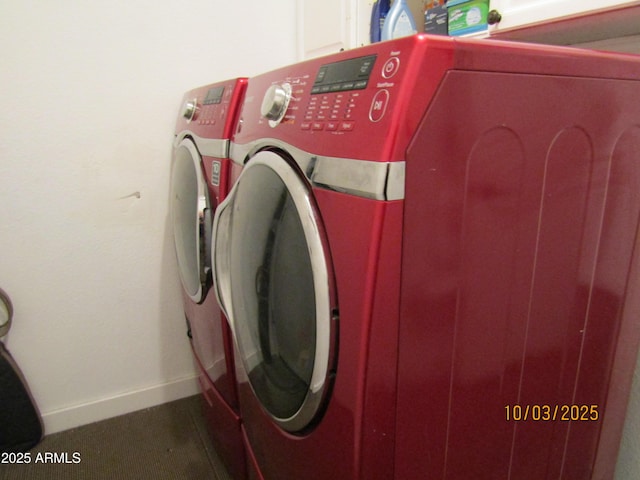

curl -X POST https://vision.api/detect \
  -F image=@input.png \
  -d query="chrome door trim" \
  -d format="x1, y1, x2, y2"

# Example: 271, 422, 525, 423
174, 131, 230, 158
170, 138, 212, 303
212, 150, 337, 433
211, 196, 234, 333
230, 139, 405, 201
0, 287, 12, 338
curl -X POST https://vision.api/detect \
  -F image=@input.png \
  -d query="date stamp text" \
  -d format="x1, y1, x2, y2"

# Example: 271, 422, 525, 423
1, 451, 81, 464
505, 404, 599, 422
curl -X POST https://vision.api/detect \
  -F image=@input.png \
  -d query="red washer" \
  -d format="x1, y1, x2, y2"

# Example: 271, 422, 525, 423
212, 36, 640, 479
170, 78, 248, 480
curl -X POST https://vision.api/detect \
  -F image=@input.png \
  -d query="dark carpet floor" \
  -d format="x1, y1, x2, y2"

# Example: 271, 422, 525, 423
0, 395, 232, 480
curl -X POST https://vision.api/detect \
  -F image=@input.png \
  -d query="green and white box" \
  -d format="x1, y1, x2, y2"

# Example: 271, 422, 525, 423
447, 0, 489, 36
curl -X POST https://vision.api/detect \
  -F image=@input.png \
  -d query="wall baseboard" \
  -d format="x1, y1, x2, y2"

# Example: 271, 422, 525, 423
41, 375, 200, 434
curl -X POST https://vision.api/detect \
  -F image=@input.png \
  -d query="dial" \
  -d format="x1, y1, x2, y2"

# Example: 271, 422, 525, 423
182, 98, 199, 123
261, 83, 292, 127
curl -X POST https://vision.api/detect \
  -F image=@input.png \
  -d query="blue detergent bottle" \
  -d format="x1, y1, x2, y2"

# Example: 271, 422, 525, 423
381, 0, 417, 41
370, 0, 391, 43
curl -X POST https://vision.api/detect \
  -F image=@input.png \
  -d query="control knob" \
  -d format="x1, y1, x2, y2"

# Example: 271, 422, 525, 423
261, 83, 292, 127
182, 98, 199, 123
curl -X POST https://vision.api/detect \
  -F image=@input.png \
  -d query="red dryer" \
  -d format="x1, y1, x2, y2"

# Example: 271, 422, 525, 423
212, 36, 640, 479
170, 78, 247, 480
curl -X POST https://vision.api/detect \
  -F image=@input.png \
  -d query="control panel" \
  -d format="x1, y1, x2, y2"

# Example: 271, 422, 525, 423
181, 85, 235, 127
195, 85, 230, 126
176, 78, 248, 143
256, 48, 406, 137
305, 53, 400, 133
240, 35, 436, 161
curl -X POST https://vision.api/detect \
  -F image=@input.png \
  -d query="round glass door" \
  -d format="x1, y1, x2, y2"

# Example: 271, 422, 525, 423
170, 138, 212, 303
212, 150, 337, 433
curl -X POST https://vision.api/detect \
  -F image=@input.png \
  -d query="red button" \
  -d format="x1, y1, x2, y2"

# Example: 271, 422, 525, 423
312, 122, 324, 130
339, 121, 354, 131
382, 57, 400, 78
369, 89, 390, 123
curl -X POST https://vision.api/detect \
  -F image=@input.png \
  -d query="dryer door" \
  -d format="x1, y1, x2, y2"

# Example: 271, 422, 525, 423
170, 138, 212, 303
212, 150, 337, 433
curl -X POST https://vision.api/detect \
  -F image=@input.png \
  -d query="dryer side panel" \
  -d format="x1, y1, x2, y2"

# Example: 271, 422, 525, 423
396, 70, 640, 480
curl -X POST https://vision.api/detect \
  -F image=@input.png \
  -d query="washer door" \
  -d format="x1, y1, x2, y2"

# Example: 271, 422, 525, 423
170, 138, 212, 303
212, 150, 337, 433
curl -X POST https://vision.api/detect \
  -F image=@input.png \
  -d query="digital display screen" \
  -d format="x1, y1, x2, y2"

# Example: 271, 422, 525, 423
203, 86, 225, 105
311, 55, 377, 94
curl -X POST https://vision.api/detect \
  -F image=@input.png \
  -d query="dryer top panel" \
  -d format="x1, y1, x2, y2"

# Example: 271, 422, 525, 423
233, 34, 640, 163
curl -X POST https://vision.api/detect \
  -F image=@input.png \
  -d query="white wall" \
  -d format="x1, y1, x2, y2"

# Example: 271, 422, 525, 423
0, 0, 297, 434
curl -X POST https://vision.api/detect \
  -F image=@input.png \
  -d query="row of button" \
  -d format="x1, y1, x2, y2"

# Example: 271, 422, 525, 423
197, 105, 226, 125
300, 121, 355, 132
310, 80, 368, 94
